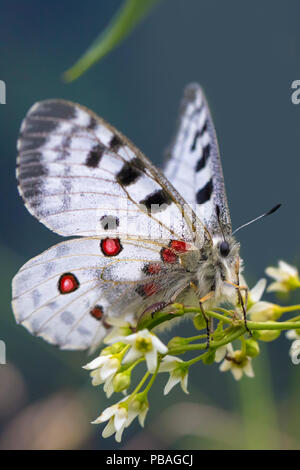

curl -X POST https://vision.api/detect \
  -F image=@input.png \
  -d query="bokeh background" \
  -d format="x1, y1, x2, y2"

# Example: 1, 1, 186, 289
0, 0, 300, 450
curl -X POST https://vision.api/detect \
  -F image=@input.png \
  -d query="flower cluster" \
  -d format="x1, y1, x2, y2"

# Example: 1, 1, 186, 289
84, 260, 300, 442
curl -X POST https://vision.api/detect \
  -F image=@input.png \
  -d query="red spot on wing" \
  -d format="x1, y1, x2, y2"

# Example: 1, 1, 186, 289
161, 248, 177, 264
136, 282, 158, 298
143, 263, 162, 275
58, 273, 79, 294
90, 305, 104, 320
161, 240, 190, 264
169, 240, 189, 253
101, 238, 123, 256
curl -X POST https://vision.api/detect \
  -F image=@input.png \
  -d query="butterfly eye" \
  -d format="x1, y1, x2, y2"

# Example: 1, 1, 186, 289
219, 241, 230, 257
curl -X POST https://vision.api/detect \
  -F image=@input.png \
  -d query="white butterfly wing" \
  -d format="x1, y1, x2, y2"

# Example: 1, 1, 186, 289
12, 237, 191, 350
164, 83, 232, 236
17, 99, 198, 243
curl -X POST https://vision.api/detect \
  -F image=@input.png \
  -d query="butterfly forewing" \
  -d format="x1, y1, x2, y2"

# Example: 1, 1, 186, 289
17, 99, 197, 242
164, 83, 231, 237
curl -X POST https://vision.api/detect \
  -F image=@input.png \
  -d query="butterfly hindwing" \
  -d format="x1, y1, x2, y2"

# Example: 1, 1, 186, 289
164, 83, 232, 236
12, 237, 192, 350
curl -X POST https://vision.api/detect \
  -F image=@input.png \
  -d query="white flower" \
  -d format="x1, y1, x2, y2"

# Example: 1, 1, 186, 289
248, 300, 281, 322
237, 277, 279, 322
266, 260, 300, 293
289, 339, 300, 364
92, 399, 129, 442
103, 323, 133, 345
248, 278, 267, 305
92, 394, 149, 442
108, 329, 168, 373
127, 394, 149, 428
158, 355, 189, 395
214, 345, 228, 363
219, 344, 254, 381
286, 330, 300, 364
240, 276, 282, 322
286, 330, 300, 341
83, 354, 120, 391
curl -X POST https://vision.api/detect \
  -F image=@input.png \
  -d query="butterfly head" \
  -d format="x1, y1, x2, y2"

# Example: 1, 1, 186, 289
212, 235, 240, 265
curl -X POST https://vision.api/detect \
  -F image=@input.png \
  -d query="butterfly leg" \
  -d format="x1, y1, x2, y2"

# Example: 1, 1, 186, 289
226, 280, 251, 335
199, 292, 215, 349
138, 283, 191, 323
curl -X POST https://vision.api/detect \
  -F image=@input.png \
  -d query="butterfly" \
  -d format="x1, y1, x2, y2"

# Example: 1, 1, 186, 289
12, 83, 250, 351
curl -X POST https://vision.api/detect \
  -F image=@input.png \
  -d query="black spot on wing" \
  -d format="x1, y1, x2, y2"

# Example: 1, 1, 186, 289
23, 117, 58, 134
86, 144, 105, 168
30, 101, 76, 120
17, 151, 42, 165
18, 163, 48, 180
196, 179, 213, 204
18, 136, 47, 152
110, 135, 122, 152
87, 117, 97, 130
117, 158, 144, 186
21, 182, 43, 200
195, 143, 210, 172
100, 215, 120, 230
191, 120, 208, 151
140, 189, 172, 213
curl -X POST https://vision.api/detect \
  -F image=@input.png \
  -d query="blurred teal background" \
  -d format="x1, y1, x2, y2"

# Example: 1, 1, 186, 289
0, 0, 299, 449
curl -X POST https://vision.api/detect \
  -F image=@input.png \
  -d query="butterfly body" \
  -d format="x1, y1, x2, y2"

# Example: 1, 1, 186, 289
12, 83, 241, 350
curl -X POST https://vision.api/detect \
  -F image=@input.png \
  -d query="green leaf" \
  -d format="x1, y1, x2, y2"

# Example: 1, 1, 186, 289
63, 0, 162, 82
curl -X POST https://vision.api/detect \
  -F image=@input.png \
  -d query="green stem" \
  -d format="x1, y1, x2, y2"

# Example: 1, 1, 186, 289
169, 327, 245, 355
143, 360, 160, 394
278, 305, 300, 314
185, 351, 209, 367
240, 335, 247, 355
246, 320, 300, 330
185, 334, 208, 342
123, 357, 144, 373
180, 307, 232, 324
131, 370, 150, 396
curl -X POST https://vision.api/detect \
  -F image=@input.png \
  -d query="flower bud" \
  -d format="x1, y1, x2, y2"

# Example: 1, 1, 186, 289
193, 313, 207, 330
249, 302, 282, 322
167, 336, 189, 350
255, 328, 281, 342
245, 339, 260, 357
112, 371, 131, 393
101, 342, 126, 356
202, 350, 216, 365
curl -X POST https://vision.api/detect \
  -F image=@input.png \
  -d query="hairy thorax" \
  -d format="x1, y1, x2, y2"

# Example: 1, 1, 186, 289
187, 236, 241, 307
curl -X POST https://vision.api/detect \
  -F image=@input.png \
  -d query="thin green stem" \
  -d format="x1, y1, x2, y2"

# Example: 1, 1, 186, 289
240, 335, 247, 355
246, 320, 300, 331
124, 357, 144, 373
279, 305, 300, 314
143, 361, 160, 394
131, 370, 150, 396
181, 307, 232, 324
185, 351, 209, 367
169, 327, 245, 355
185, 334, 208, 342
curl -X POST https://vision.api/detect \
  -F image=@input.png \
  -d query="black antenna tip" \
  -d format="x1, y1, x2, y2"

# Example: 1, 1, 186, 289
266, 204, 282, 216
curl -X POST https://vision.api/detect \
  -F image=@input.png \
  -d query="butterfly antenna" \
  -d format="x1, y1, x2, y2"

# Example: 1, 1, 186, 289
232, 204, 281, 236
